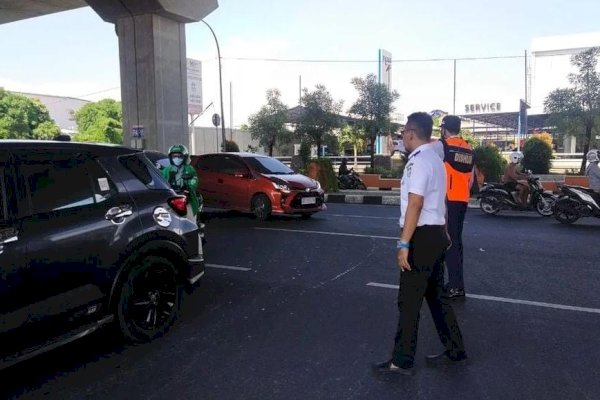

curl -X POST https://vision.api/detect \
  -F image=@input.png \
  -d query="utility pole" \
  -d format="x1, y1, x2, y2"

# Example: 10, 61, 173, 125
299, 75, 302, 105
453, 59, 457, 114
229, 81, 233, 141
201, 20, 226, 152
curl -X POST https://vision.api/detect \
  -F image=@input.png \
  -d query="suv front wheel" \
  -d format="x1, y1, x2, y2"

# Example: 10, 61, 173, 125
116, 255, 181, 342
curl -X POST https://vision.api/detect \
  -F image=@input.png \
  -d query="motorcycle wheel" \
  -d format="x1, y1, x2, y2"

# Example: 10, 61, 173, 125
479, 196, 500, 215
554, 204, 579, 224
535, 194, 555, 217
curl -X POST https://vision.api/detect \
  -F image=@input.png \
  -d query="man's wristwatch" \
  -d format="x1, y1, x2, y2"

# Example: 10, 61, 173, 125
397, 240, 410, 249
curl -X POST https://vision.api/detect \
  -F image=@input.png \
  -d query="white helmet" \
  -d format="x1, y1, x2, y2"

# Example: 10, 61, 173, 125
510, 151, 524, 164
586, 149, 599, 163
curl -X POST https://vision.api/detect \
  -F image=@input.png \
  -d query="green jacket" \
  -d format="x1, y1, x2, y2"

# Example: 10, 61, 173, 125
162, 164, 201, 216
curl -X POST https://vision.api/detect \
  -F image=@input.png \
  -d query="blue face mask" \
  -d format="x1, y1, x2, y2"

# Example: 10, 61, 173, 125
173, 157, 184, 166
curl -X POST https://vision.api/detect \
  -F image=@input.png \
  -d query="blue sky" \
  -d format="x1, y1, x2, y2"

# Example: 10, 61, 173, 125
1, 0, 600, 127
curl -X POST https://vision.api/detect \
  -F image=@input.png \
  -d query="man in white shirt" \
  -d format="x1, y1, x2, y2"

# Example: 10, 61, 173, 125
373, 112, 467, 376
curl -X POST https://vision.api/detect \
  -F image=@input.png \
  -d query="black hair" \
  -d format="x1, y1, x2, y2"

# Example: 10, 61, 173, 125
406, 112, 433, 141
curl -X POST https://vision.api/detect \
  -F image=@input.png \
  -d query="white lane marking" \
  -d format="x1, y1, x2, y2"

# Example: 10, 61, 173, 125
328, 214, 398, 220
367, 282, 400, 289
366, 282, 600, 315
206, 264, 252, 272
254, 227, 397, 240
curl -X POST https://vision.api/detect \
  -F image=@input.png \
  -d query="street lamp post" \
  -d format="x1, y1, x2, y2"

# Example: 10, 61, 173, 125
201, 19, 226, 152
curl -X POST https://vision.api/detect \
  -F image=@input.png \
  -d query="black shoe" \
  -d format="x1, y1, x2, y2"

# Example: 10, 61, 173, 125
443, 288, 465, 299
372, 360, 415, 376
425, 351, 467, 366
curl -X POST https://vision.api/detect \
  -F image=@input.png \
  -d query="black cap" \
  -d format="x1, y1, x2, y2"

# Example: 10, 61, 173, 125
441, 115, 461, 132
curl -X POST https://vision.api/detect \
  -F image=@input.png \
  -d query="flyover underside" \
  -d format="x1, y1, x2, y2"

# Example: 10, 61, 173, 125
0, 0, 86, 25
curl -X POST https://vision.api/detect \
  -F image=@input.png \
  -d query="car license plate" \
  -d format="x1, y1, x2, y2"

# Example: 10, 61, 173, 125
301, 197, 316, 205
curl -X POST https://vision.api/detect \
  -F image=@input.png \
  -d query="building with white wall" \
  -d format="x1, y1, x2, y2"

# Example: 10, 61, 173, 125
16, 92, 89, 134
530, 32, 600, 152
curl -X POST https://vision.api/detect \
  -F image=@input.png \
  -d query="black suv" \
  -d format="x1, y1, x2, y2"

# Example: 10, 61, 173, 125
0, 141, 204, 370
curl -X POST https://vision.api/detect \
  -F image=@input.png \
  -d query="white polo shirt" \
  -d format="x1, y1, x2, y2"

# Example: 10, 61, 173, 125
400, 143, 447, 227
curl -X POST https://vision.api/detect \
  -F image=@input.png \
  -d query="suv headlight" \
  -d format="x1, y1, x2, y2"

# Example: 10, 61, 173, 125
272, 181, 291, 193
314, 180, 321, 190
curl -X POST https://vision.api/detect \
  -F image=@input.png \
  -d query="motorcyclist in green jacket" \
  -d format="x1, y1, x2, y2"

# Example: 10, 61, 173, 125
162, 144, 201, 218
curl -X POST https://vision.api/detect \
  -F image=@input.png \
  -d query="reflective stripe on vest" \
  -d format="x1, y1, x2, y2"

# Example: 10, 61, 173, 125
443, 137, 474, 202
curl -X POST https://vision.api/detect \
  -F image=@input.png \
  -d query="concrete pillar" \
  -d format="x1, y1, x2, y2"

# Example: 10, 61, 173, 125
85, 0, 218, 153
116, 14, 188, 152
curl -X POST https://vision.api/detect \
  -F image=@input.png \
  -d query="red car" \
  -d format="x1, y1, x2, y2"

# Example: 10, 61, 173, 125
190, 153, 326, 219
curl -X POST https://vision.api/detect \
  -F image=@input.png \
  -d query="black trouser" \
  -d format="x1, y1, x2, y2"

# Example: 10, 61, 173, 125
446, 201, 468, 290
392, 225, 466, 368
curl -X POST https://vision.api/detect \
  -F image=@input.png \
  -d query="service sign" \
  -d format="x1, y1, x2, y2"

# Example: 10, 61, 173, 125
464, 103, 501, 113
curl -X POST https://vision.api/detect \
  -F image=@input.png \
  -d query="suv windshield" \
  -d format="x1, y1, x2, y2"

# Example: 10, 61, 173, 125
246, 157, 294, 175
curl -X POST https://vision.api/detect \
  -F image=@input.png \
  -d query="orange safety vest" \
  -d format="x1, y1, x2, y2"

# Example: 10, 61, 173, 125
442, 137, 474, 203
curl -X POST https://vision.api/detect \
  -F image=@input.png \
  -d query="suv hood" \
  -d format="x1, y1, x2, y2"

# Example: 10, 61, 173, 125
262, 174, 319, 190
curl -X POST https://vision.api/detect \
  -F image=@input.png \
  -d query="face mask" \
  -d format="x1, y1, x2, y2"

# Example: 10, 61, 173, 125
173, 157, 184, 166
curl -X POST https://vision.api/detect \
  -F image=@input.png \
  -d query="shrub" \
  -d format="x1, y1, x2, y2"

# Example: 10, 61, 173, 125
225, 140, 240, 152
307, 158, 338, 192
522, 137, 552, 174
364, 166, 404, 178
473, 145, 506, 182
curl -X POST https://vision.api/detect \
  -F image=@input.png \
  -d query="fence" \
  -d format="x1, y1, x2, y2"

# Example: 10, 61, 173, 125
276, 153, 585, 174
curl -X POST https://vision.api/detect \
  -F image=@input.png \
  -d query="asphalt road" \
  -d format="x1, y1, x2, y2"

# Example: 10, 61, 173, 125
2, 204, 600, 400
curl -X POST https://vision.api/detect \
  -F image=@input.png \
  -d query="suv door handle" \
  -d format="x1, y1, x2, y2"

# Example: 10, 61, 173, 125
0, 229, 18, 255
105, 206, 133, 223
1, 236, 18, 244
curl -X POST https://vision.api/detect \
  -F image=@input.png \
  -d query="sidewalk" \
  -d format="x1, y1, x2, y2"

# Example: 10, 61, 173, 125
325, 189, 480, 208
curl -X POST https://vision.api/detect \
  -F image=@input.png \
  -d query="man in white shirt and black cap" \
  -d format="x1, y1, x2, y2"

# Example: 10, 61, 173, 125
373, 112, 467, 376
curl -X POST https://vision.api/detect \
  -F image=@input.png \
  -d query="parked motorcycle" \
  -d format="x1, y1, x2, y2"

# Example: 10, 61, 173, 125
478, 172, 556, 216
552, 184, 600, 224
338, 168, 367, 190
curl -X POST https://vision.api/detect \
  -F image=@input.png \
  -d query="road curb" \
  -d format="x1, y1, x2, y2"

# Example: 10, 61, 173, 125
325, 193, 480, 208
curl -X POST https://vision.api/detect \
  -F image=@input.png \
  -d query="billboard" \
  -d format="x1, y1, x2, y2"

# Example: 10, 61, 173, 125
187, 58, 203, 115
378, 49, 392, 89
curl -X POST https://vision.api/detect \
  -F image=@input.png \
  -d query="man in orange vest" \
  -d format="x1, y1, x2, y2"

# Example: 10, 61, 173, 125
439, 116, 474, 299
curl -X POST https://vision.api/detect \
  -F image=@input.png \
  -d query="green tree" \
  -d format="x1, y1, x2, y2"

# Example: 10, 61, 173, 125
247, 89, 289, 156
522, 137, 553, 174
338, 125, 366, 166
544, 47, 600, 174
0, 89, 61, 139
73, 99, 123, 144
349, 74, 400, 168
33, 121, 62, 140
295, 84, 343, 157
473, 145, 506, 182
460, 128, 477, 147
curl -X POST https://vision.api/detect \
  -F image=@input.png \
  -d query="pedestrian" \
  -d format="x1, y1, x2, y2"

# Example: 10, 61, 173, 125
585, 149, 600, 192
373, 112, 467, 376
162, 144, 200, 220
438, 115, 474, 299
